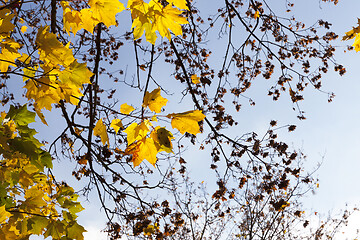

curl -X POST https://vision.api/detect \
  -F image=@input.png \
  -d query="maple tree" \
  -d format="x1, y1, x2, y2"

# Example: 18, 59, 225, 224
0, 0, 356, 239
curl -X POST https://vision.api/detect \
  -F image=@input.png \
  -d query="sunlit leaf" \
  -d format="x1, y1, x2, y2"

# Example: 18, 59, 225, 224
7, 104, 35, 126
61, 1, 83, 35
123, 120, 151, 145
129, 0, 188, 44
93, 118, 109, 146
166, 110, 205, 135
143, 88, 168, 113
353, 33, 360, 52
0, 205, 11, 224
36, 26, 75, 67
110, 119, 123, 134
125, 137, 158, 167
120, 103, 135, 114
88, 0, 125, 28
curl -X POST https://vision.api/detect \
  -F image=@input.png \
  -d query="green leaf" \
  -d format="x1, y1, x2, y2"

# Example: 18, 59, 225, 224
62, 199, 84, 214
7, 105, 36, 126
44, 220, 65, 239
10, 138, 39, 163
67, 222, 86, 240
40, 151, 53, 169
16, 125, 38, 138
28, 216, 48, 235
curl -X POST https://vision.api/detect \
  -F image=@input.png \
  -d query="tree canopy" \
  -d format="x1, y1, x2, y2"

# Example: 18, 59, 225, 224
0, 0, 357, 239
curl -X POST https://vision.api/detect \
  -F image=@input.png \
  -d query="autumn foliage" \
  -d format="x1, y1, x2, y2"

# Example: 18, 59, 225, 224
0, 0, 355, 239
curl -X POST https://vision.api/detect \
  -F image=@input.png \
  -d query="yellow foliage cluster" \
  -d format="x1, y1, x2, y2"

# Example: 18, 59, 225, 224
93, 88, 205, 167
128, 0, 188, 44
0, 0, 204, 237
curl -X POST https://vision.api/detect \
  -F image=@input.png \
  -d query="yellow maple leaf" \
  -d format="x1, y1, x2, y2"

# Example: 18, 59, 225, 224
23, 186, 47, 212
0, 205, 12, 224
128, 0, 156, 43
93, 118, 109, 145
129, 0, 188, 44
123, 120, 151, 145
120, 103, 135, 114
125, 137, 158, 167
110, 119, 123, 134
57, 82, 84, 105
61, 1, 83, 35
191, 74, 200, 84
18, 53, 31, 65
166, 110, 205, 135
0, 47, 21, 72
36, 26, 75, 67
151, 127, 174, 153
79, 8, 100, 33
353, 33, 360, 52
143, 88, 168, 113
0, 38, 21, 72
343, 19, 360, 41
57, 60, 93, 89
0, 9, 15, 39
34, 107, 48, 125
150, 2, 188, 41
24, 77, 61, 111
87, 0, 125, 28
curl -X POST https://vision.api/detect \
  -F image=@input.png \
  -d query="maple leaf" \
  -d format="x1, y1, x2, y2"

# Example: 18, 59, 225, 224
0, 205, 12, 224
23, 186, 47, 212
6, 104, 35, 126
36, 26, 75, 67
93, 118, 109, 146
128, 0, 157, 43
44, 220, 65, 239
123, 120, 151, 144
129, 0, 188, 44
143, 88, 168, 113
125, 137, 158, 167
24, 77, 61, 111
67, 222, 86, 240
58, 60, 93, 87
0, 39, 21, 72
87, 0, 125, 28
151, 2, 188, 41
28, 216, 48, 235
343, 19, 360, 41
353, 33, 360, 52
151, 126, 174, 153
120, 103, 135, 114
55, 60, 93, 105
61, 1, 83, 35
166, 110, 205, 135
110, 119, 123, 134
57, 83, 85, 105
0, 9, 15, 39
